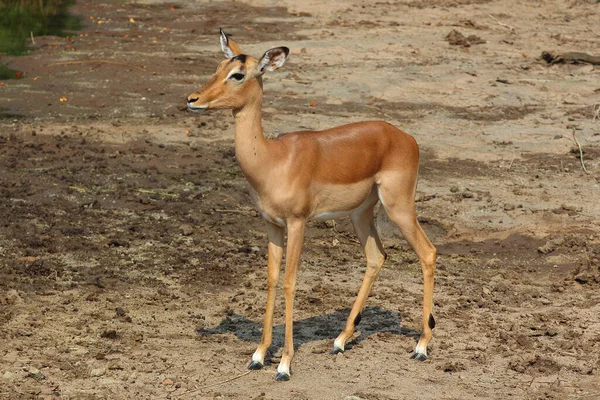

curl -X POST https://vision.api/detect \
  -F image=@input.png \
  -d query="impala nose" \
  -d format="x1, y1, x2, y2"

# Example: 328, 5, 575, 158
188, 97, 199, 104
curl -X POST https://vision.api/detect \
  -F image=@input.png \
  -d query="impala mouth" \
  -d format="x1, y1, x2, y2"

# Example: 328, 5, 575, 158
187, 104, 208, 113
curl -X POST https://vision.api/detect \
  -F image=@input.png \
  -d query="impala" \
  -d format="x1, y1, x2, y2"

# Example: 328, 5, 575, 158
187, 29, 437, 381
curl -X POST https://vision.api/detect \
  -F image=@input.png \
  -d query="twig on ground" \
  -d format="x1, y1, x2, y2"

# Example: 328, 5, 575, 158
68, 185, 88, 193
488, 14, 515, 33
30, 31, 35, 45
138, 188, 178, 198
586, 26, 600, 38
177, 371, 252, 398
48, 60, 145, 71
214, 209, 255, 215
508, 153, 515, 170
571, 130, 590, 175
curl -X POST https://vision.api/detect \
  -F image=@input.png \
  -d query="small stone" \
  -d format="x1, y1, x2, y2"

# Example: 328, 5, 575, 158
462, 191, 474, 198
90, 368, 106, 377
162, 378, 174, 385
27, 368, 45, 380
450, 186, 459, 193
107, 361, 123, 370
323, 220, 335, 228
503, 203, 515, 211
180, 224, 194, 236
100, 330, 119, 339
486, 258, 501, 268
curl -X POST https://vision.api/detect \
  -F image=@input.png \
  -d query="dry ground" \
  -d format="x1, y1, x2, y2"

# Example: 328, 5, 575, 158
1, 0, 600, 399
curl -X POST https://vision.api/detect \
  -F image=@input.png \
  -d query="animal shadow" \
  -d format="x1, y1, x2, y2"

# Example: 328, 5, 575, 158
198, 306, 419, 354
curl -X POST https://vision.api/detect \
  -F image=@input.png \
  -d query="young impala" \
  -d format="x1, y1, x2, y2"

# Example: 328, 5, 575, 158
187, 29, 437, 381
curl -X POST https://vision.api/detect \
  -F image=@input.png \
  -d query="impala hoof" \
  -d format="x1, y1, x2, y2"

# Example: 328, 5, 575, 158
248, 360, 264, 370
274, 372, 290, 381
410, 352, 428, 361
330, 347, 344, 355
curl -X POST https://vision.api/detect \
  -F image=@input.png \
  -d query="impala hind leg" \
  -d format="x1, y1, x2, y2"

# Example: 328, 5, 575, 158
378, 181, 437, 361
332, 193, 386, 354
248, 222, 284, 370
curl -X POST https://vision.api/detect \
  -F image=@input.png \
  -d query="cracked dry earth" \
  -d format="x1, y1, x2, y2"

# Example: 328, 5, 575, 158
1, 0, 600, 399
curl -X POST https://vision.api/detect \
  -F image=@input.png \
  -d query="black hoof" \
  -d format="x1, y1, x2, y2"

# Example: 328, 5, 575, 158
330, 347, 344, 355
274, 372, 290, 381
410, 352, 428, 361
248, 360, 264, 370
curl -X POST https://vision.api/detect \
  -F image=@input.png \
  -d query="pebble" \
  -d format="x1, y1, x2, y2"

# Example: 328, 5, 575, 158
503, 203, 515, 211
27, 368, 45, 380
90, 368, 107, 377
179, 224, 194, 236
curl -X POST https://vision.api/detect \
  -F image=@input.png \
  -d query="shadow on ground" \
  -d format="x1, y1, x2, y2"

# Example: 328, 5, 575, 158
198, 306, 419, 353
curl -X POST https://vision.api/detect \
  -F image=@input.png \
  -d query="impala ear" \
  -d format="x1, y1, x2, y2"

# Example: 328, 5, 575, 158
257, 47, 289, 75
219, 28, 243, 58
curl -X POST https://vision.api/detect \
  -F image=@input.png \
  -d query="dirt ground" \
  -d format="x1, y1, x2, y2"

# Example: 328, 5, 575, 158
1, 0, 600, 399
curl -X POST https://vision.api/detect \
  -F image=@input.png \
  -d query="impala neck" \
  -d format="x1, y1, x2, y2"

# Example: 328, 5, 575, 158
232, 86, 270, 190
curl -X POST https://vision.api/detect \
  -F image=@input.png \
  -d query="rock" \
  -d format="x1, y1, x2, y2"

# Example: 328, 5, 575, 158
107, 361, 123, 370
486, 258, 502, 268
162, 378, 174, 385
503, 203, 516, 211
3, 371, 15, 379
445, 29, 486, 47
238, 245, 260, 254
115, 307, 132, 323
27, 368, 45, 380
538, 238, 563, 254
100, 330, 119, 340
179, 224, 194, 236
90, 367, 106, 377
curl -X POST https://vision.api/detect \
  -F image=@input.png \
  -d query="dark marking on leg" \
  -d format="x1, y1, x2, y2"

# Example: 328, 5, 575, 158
353, 312, 362, 327
428, 314, 435, 330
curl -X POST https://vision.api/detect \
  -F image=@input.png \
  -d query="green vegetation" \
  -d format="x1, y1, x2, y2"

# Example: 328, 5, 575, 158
0, 62, 18, 79
0, 0, 81, 56
0, 0, 81, 79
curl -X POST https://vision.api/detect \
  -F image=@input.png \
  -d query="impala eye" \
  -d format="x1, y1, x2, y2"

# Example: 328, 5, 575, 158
230, 73, 245, 81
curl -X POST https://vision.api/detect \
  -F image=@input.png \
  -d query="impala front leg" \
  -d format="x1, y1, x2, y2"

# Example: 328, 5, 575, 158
249, 221, 284, 370
276, 218, 306, 381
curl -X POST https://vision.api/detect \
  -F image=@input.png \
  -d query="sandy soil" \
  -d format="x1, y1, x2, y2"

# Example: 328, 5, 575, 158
1, 0, 600, 399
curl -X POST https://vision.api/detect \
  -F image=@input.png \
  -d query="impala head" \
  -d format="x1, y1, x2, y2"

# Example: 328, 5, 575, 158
187, 29, 289, 113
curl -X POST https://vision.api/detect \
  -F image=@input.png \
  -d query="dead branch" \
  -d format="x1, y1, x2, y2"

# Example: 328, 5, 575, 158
572, 130, 590, 175
48, 60, 146, 71
176, 371, 252, 398
541, 51, 600, 65
488, 14, 515, 33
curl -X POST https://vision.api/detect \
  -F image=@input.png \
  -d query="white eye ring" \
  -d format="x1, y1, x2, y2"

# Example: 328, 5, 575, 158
226, 70, 245, 82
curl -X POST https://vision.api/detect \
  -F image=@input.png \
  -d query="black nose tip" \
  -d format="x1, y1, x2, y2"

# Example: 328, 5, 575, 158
188, 97, 199, 103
